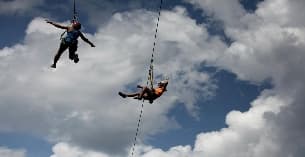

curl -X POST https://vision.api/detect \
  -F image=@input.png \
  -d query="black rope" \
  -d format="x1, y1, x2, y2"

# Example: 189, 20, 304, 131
130, 101, 144, 157
128, 0, 163, 157
60, 0, 78, 40
149, 0, 163, 89
73, 0, 78, 22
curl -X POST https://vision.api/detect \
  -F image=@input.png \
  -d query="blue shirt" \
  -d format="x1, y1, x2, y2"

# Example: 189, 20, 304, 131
64, 30, 80, 44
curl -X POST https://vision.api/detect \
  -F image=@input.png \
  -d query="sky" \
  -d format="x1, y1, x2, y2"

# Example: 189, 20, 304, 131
0, 0, 305, 157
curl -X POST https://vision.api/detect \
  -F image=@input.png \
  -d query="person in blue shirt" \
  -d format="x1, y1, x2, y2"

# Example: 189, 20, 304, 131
46, 20, 95, 68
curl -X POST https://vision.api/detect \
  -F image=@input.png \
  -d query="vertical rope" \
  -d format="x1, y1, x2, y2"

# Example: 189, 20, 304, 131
61, 0, 78, 40
73, 0, 78, 22
148, 0, 163, 89
128, 0, 163, 157
130, 101, 144, 157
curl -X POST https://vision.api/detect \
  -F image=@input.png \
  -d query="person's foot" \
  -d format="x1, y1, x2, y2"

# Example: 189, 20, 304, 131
74, 54, 79, 63
118, 92, 127, 98
50, 64, 56, 68
137, 85, 142, 88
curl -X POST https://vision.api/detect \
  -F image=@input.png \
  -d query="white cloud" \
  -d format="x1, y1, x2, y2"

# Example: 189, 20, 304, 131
50, 0, 305, 156
5, 0, 305, 156
140, 145, 193, 157
50, 142, 194, 157
109, 91, 291, 157
187, 0, 246, 27
256, 0, 305, 27
76, 0, 161, 27
0, 147, 26, 157
50, 143, 109, 157
0, 6, 220, 155
131, 0, 305, 157
193, 92, 289, 157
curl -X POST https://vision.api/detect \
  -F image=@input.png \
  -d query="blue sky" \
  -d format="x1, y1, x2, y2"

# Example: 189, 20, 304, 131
1, 0, 305, 157
0, 0, 263, 48
149, 67, 271, 149
1, 0, 264, 156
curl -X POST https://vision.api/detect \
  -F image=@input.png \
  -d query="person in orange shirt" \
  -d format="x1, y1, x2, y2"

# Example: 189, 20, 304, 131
118, 80, 168, 104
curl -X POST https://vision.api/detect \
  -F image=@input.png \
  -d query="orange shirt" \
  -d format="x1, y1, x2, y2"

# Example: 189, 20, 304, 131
154, 87, 164, 96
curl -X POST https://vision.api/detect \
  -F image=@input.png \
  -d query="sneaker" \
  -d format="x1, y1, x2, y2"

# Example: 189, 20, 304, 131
118, 92, 127, 98
74, 54, 79, 63
137, 85, 142, 88
50, 64, 56, 68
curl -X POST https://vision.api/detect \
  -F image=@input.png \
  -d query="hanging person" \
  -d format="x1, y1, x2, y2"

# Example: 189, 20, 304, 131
46, 20, 95, 68
118, 79, 168, 104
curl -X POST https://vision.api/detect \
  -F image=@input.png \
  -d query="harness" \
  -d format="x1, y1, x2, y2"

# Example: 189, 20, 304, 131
60, 0, 80, 44
61, 30, 80, 45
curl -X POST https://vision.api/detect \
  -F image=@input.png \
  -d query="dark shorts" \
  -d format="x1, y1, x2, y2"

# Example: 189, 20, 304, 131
143, 88, 159, 101
60, 40, 78, 59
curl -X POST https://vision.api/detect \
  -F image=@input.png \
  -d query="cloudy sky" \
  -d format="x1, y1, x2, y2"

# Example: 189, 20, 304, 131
1, 0, 305, 157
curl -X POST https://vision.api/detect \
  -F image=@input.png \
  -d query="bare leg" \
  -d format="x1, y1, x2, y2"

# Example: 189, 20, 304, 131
118, 91, 139, 98
138, 87, 150, 99
51, 42, 68, 68
125, 92, 140, 97
118, 86, 151, 100
137, 85, 143, 88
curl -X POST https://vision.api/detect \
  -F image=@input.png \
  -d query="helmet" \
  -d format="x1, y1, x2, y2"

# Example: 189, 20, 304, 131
72, 21, 81, 30
158, 79, 169, 86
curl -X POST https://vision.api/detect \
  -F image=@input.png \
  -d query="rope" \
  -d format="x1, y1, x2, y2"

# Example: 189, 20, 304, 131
130, 100, 144, 157
60, 0, 78, 40
148, 0, 163, 89
128, 0, 163, 157
73, 0, 78, 22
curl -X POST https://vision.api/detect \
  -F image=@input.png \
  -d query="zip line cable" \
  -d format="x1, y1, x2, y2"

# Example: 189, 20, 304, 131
129, 0, 164, 157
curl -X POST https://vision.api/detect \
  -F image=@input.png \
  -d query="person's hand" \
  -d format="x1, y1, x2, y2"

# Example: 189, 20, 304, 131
45, 20, 53, 24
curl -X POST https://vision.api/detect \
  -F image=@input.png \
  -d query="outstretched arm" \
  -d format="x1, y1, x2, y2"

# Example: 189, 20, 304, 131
46, 20, 68, 30
79, 32, 95, 47
163, 84, 168, 91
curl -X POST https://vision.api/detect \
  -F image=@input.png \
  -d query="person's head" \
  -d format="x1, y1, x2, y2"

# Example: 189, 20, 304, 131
157, 79, 168, 88
72, 21, 81, 30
